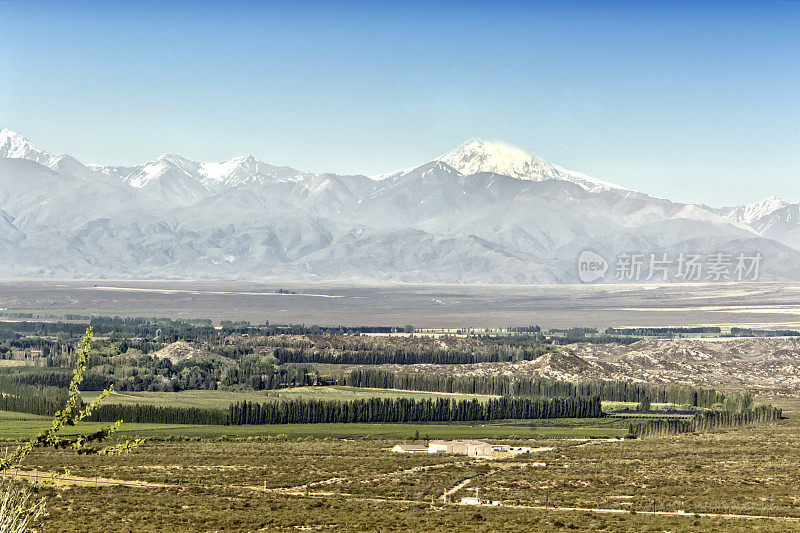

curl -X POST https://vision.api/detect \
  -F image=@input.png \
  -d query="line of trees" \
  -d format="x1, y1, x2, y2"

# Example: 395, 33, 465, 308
0, 321, 90, 340
84, 403, 226, 425
0, 369, 72, 388
0, 317, 404, 344
336, 369, 724, 407
221, 361, 318, 390
0, 390, 600, 427
728, 327, 800, 337
0, 374, 68, 416
604, 327, 721, 336
629, 405, 783, 438
91, 317, 412, 341
0, 373, 228, 424
0, 388, 67, 417
0, 388, 225, 425
228, 395, 602, 425
272, 345, 553, 365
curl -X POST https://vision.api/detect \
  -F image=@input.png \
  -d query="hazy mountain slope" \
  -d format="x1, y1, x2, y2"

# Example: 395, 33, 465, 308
1, 128, 105, 182
718, 197, 800, 250
720, 196, 790, 226
1, 128, 799, 282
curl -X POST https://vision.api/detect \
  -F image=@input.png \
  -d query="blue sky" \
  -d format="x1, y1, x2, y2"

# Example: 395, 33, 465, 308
1, 0, 798, 206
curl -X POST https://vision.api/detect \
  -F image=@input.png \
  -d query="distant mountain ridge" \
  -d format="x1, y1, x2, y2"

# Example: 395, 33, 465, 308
715, 196, 800, 251
0, 127, 798, 283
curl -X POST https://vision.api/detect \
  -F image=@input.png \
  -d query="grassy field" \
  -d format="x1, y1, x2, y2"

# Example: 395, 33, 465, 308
0, 410, 629, 440
79, 386, 497, 410
80, 389, 277, 409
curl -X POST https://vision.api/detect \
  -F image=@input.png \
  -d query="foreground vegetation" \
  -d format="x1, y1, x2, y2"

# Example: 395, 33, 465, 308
0, 328, 140, 532
0, 317, 793, 531
2, 403, 795, 531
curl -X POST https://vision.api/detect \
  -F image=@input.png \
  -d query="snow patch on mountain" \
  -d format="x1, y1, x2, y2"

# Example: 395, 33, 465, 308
198, 155, 307, 187
91, 153, 310, 200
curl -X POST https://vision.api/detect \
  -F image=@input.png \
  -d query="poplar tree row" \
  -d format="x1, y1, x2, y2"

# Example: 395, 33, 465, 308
272, 345, 552, 365
629, 405, 783, 438
84, 403, 226, 425
0, 379, 226, 424
337, 369, 724, 407
0, 388, 68, 417
227, 395, 602, 425
0, 376, 68, 416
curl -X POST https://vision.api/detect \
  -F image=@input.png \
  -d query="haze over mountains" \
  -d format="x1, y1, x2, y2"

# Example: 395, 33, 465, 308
1, 128, 799, 283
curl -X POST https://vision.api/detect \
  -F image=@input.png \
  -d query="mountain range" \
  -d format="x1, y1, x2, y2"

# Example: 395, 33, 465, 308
1, 127, 799, 283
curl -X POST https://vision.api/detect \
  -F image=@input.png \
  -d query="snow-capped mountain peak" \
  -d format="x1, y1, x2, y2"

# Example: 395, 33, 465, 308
745, 196, 790, 221
90, 151, 309, 197
0, 128, 98, 180
723, 196, 791, 226
199, 156, 252, 183
121, 154, 198, 189
0, 128, 28, 154
156, 153, 193, 165
437, 139, 547, 179
0, 128, 60, 167
436, 139, 623, 192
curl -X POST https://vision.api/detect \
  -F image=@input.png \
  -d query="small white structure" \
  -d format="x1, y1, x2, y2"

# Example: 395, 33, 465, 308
460, 488, 500, 506
393, 440, 538, 458
391, 444, 429, 454
428, 440, 449, 453
459, 497, 500, 506
427, 440, 493, 457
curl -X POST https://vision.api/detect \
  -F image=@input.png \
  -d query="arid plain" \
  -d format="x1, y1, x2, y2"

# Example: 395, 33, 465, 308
3, 280, 800, 329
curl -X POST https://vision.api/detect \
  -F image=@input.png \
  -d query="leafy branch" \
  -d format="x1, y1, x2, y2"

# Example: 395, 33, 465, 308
0, 327, 144, 472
